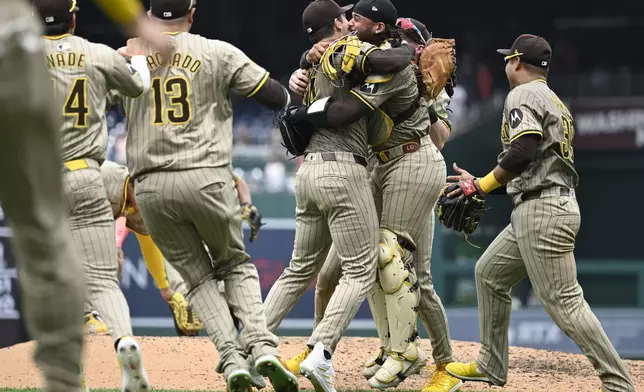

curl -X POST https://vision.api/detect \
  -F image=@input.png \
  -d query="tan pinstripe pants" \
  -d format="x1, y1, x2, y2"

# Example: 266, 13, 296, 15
134, 167, 278, 377
263, 152, 379, 354
475, 190, 634, 392
64, 161, 133, 342
315, 139, 453, 363
0, 4, 85, 390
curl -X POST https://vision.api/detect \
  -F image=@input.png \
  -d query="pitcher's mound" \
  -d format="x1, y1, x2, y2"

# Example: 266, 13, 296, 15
1, 336, 642, 391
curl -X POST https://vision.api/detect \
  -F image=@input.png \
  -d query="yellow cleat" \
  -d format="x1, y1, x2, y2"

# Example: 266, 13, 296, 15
445, 361, 491, 384
421, 365, 463, 392
84, 311, 108, 336
284, 346, 312, 375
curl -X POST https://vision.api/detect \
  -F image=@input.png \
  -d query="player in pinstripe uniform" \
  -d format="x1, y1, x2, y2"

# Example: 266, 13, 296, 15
0, 0, 169, 390
284, 7, 461, 392
33, 1, 155, 390
113, 1, 297, 391
98, 160, 204, 336
443, 35, 635, 392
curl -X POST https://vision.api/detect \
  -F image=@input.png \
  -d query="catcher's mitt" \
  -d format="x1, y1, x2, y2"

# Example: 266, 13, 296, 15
241, 203, 264, 242
274, 106, 316, 156
437, 179, 486, 235
418, 38, 457, 100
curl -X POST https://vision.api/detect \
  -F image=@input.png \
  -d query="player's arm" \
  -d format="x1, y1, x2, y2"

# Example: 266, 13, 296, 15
234, 175, 252, 206
289, 71, 409, 129
106, 40, 151, 98
429, 90, 453, 150
301, 44, 413, 75
218, 41, 290, 111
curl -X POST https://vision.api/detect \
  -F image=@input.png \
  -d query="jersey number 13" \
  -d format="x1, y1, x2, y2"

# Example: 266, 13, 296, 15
151, 77, 192, 125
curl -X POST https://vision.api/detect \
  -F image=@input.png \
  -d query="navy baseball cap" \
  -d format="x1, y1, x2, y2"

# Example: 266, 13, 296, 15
302, 0, 354, 36
33, 0, 79, 26
354, 0, 397, 27
497, 34, 552, 68
151, 0, 197, 20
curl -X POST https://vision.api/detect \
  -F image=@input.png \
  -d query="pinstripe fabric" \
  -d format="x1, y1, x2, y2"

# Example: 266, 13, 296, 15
121, 33, 268, 178
263, 153, 379, 353
313, 137, 453, 363
64, 162, 132, 341
165, 259, 188, 295
475, 195, 634, 391
43, 34, 145, 163
0, 4, 84, 390
133, 167, 278, 376
472, 79, 634, 392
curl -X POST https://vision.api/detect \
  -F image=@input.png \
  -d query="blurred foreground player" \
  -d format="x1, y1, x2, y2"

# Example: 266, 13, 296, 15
0, 0, 169, 391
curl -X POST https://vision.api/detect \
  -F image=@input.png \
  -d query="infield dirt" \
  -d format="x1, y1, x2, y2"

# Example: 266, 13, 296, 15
1, 336, 643, 391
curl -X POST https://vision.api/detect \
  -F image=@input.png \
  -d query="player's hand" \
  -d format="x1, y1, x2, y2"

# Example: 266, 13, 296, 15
124, 14, 174, 60
125, 38, 148, 57
289, 69, 310, 95
306, 41, 330, 64
241, 203, 264, 242
446, 163, 477, 199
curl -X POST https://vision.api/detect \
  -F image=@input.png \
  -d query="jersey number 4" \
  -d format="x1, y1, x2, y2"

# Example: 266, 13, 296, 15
62, 78, 89, 128
152, 77, 192, 124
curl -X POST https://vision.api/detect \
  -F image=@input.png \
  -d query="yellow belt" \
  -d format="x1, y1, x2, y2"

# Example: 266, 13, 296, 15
64, 159, 89, 171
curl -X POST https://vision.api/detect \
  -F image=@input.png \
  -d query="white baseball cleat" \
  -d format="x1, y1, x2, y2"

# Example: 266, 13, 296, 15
227, 369, 252, 392
116, 336, 149, 392
299, 342, 336, 392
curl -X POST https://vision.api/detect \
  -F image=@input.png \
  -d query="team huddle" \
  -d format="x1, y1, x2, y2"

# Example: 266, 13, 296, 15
0, 0, 636, 391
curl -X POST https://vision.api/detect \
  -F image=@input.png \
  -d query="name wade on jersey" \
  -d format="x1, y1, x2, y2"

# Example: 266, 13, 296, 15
146, 52, 202, 73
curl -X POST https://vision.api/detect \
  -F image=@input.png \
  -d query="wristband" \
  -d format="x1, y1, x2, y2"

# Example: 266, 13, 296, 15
478, 171, 502, 194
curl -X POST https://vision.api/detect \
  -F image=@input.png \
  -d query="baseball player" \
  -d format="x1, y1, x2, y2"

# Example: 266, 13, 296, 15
112, 1, 297, 391
284, 7, 461, 392
442, 34, 635, 392
97, 160, 204, 336
33, 1, 156, 390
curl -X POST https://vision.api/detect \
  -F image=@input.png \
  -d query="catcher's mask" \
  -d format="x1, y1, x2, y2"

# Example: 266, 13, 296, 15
319, 33, 361, 87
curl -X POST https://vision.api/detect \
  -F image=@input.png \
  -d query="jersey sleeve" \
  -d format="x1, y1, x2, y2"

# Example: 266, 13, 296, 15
350, 70, 409, 110
103, 47, 145, 98
216, 41, 269, 97
504, 88, 545, 142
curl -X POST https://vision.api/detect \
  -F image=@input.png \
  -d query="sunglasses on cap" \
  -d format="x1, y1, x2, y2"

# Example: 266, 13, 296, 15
396, 17, 428, 45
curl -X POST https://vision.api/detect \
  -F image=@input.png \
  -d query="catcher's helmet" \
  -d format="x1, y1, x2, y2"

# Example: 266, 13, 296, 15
319, 33, 361, 86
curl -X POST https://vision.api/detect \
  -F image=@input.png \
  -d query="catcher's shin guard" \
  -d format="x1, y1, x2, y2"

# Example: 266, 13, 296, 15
369, 229, 424, 388
365, 285, 390, 379
377, 229, 419, 354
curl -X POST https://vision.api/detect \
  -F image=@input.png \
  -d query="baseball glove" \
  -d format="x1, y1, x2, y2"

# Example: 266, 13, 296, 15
274, 106, 316, 156
168, 292, 203, 336
418, 38, 457, 100
436, 179, 486, 235
241, 203, 264, 242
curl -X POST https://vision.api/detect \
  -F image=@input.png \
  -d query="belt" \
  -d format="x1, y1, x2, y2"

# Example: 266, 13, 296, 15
520, 187, 570, 202
63, 159, 99, 172
376, 138, 421, 163
305, 152, 367, 167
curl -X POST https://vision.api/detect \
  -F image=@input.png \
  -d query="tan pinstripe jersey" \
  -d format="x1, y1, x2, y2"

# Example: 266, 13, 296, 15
116, 32, 268, 178
304, 41, 376, 157
498, 79, 579, 196
352, 65, 425, 151
43, 34, 145, 163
